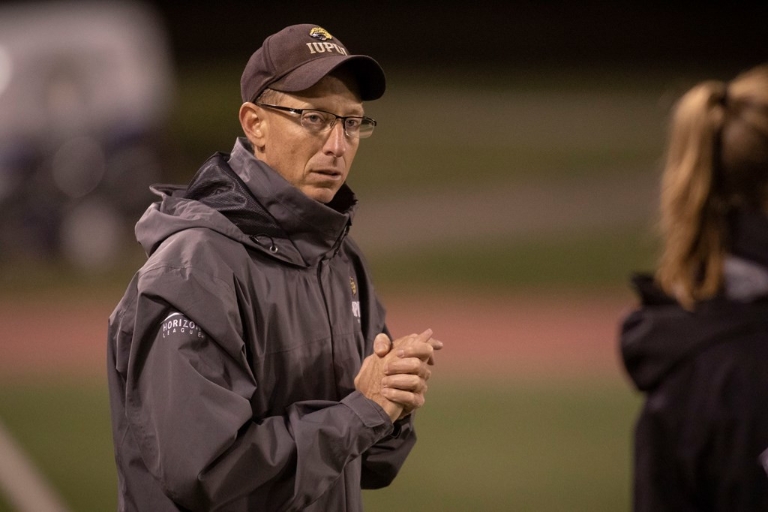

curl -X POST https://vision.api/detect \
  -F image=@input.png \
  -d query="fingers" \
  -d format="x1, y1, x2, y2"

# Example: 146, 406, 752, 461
394, 339, 438, 364
380, 372, 429, 419
390, 329, 444, 364
380, 387, 425, 410
372, 333, 392, 358
359, 329, 443, 423
382, 373, 429, 392
369, 329, 442, 420
425, 338, 442, 365
416, 329, 444, 352
354, 353, 404, 422
373, 331, 440, 359
414, 328, 433, 344
415, 335, 443, 366
390, 329, 431, 350
429, 336, 444, 351
385, 357, 432, 379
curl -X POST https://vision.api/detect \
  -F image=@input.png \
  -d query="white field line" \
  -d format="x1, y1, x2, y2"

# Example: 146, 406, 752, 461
0, 420, 70, 512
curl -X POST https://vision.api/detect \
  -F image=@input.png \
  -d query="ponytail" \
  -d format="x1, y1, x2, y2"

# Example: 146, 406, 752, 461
656, 81, 729, 308
656, 63, 768, 308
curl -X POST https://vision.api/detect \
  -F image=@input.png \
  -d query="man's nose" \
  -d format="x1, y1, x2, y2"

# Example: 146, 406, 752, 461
322, 121, 347, 157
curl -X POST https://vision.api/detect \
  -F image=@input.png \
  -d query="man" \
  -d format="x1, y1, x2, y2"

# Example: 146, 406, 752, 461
107, 24, 441, 511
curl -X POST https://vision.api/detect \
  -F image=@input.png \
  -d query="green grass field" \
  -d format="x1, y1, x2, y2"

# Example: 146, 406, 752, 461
0, 377, 641, 511
365, 379, 642, 512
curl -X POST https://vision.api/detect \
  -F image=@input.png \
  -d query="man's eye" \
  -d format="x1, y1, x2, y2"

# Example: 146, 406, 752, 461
303, 112, 326, 125
345, 118, 362, 130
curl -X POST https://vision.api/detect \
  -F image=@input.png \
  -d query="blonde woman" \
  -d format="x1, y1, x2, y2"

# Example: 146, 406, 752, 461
621, 63, 768, 511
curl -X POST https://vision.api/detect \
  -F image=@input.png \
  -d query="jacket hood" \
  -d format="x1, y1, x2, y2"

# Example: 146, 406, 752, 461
621, 210, 768, 391
621, 276, 739, 390
135, 138, 357, 267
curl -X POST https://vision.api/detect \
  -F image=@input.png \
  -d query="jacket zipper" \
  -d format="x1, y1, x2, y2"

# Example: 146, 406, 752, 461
316, 222, 351, 400
317, 258, 340, 400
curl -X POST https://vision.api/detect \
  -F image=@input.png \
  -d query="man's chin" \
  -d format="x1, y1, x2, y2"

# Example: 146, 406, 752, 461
302, 186, 338, 204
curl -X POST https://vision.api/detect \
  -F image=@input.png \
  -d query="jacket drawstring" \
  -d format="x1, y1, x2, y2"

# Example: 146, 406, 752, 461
250, 234, 279, 253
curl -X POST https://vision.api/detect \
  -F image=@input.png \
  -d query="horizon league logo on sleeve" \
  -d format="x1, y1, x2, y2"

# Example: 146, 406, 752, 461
161, 312, 205, 340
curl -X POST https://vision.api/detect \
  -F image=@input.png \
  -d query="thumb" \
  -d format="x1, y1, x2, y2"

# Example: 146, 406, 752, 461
373, 333, 392, 357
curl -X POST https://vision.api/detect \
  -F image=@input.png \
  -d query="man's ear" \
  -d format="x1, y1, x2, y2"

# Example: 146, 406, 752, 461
239, 102, 265, 149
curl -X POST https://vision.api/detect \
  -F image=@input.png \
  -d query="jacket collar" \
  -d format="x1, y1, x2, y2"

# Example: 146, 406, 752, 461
225, 137, 357, 266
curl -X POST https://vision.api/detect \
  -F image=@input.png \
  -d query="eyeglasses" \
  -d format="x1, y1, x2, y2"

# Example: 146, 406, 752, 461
256, 103, 377, 139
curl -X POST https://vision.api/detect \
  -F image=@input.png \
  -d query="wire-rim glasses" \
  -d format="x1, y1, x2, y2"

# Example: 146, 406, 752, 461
256, 103, 377, 139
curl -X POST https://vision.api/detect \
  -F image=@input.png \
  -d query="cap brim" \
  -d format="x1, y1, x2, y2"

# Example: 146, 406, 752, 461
269, 55, 386, 101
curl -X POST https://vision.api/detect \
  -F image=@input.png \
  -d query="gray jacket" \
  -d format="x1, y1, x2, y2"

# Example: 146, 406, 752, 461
107, 139, 416, 511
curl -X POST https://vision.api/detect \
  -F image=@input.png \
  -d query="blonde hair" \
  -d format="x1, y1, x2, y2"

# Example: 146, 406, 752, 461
656, 64, 768, 308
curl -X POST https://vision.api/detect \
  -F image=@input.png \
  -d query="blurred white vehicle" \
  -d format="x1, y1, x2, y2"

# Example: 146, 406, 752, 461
0, 0, 173, 270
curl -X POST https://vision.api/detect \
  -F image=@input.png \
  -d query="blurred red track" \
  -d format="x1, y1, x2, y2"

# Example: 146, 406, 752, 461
0, 290, 636, 382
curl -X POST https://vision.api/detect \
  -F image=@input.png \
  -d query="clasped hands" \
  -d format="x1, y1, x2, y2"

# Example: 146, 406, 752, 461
354, 329, 443, 422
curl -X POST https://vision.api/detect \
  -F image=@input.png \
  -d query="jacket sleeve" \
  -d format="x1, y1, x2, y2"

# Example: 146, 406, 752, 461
632, 391, 689, 512
633, 352, 768, 512
361, 415, 417, 488
119, 265, 395, 511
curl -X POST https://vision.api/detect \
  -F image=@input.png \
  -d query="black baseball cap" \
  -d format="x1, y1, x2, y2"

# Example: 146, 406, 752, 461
240, 24, 386, 103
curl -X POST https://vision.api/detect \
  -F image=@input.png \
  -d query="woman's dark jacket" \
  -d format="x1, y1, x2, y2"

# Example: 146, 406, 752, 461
620, 211, 768, 511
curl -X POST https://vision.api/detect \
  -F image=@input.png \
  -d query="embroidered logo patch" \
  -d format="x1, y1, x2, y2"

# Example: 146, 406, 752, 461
309, 27, 333, 41
161, 312, 205, 340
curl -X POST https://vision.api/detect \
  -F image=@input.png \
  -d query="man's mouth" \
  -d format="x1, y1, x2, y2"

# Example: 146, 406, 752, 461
312, 169, 342, 179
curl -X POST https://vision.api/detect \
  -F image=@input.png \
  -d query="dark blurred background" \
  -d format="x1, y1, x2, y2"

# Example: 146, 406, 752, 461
158, 1, 766, 70
0, 0, 765, 276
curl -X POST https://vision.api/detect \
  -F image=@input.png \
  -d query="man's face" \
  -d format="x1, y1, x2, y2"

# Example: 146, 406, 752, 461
253, 72, 364, 203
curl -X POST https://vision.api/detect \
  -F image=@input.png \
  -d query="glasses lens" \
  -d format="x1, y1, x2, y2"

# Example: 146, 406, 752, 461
300, 110, 333, 133
357, 118, 376, 139
299, 110, 376, 139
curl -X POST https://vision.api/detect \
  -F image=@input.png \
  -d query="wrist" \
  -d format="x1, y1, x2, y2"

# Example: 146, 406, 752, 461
371, 393, 403, 422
